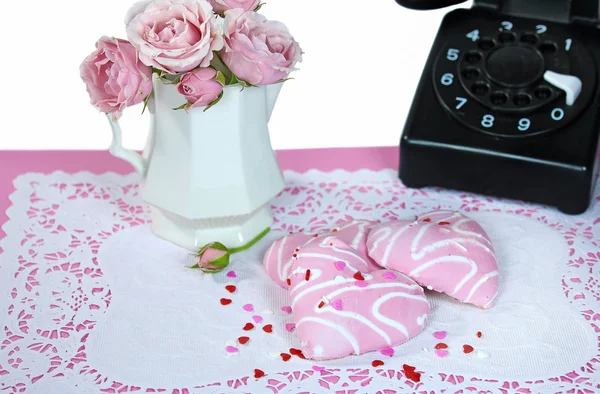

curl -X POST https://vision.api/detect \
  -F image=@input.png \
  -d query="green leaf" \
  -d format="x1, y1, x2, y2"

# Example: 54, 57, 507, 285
173, 102, 188, 111
254, 2, 265, 11
210, 53, 233, 83
187, 264, 201, 269
203, 92, 224, 112
141, 91, 153, 115
274, 77, 294, 84
216, 71, 226, 86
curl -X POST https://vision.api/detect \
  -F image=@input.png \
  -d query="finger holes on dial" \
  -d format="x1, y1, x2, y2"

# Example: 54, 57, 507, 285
462, 67, 480, 80
498, 32, 516, 44
539, 41, 557, 54
534, 86, 552, 100
465, 51, 482, 64
478, 38, 496, 51
514, 93, 532, 106
471, 82, 490, 96
490, 91, 509, 105
520, 33, 538, 45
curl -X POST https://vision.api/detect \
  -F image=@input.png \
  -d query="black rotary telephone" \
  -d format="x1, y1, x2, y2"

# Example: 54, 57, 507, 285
395, 0, 600, 214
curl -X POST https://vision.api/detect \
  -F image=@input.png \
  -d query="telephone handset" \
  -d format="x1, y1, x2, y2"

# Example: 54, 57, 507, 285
395, 0, 600, 214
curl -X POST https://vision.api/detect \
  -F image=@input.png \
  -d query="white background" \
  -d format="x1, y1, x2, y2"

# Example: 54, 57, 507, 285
0, 0, 470, 151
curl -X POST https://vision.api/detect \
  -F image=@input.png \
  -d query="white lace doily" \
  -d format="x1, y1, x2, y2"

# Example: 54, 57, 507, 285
1, 169, 600, 393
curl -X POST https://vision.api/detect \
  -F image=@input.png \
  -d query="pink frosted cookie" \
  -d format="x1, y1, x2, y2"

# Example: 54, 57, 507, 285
263, 220, 381, 288
288, 236, 430, 360
366, 210, 499, 308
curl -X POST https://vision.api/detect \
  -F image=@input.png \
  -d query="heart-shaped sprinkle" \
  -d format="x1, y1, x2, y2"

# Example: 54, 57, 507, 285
252, 315, 263, 324
243, 304, 254, 312
226, 271, 237, 278
477, 349, 490, 359
312, 365, 325, 372
382, 272, 396, 280
333, 275, 347, 283
238, 336, 250, 345
435, 343, 448, 349
280, 306, 292, 314
463, 344, 474, 354
285, 323, 295, 332
403, 364, 415, 374
353, 272, 365, 281
371, 360, 384, 367
435, 349, 449, 358
225, 346, 238, 353
289, 348, 303, 356
267, 351, 280, 358
254, 369, 265, 379
225, 285, 236, 293
263, 324, 273, 333
334, 261, 346, 271
262, 308, 274, 315
332, 299, 343, 311
433, 331, 447, 340
243, 323, 254, 331
355, 280, 368, 288
220, 298, 232, 306
280, 353, 291, 362
380, 347, 394, 357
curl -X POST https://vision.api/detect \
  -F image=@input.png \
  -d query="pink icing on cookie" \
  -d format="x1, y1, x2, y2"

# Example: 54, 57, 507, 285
263, 220, 381, 288
366, 210, 499, 308
288, 236, 430, 360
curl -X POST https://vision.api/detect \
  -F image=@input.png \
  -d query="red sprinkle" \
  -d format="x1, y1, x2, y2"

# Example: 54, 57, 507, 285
313, 234, 319, 238
263, 324, 273, 333
438, 221, 450, 225
289, 348, 305, 359
254, 369, 265, 379
477, 331, 482, 338
434, 343, 448, 350
332, 228, 339, 232
286, 279, 291, 286
403, 364, 421, 382
220, 298, 232, 306
292, 253, 297, 258
238, 336, 250, 345
353, 272, 365, 281
243, 323, 255, 331
463, 344, 474, 354
317, 301, 325, 309
371, 360, 384, 367
423, 218, 431, 222
305, 269, 311, 281
280, 353, 291, 362
225, 285, 236, 293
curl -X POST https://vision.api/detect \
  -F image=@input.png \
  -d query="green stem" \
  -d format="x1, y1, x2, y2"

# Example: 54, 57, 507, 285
229, 227, 270, 254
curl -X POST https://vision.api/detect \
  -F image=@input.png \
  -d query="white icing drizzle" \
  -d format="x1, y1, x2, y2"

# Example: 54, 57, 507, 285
372, 292, 426, 338
296, 316, 360, 355
380, 223, 413, 267
290, 268, 322, 295
316, 304, 392, 345
276, 235, 289, 282
464, 270, 499, 303
368, 226, 392, 257
408, 256, 477, 295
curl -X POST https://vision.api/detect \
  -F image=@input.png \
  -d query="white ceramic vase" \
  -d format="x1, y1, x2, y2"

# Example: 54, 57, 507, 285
107, 75, 285, 251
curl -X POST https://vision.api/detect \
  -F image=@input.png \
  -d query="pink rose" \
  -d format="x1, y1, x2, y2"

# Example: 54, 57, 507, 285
80, 36, 153, 119
208, 0, 261, 14
221, 9, 302, 85
125, 0, 224, 73
193, 242, 230, 273
176, 68, 224, 108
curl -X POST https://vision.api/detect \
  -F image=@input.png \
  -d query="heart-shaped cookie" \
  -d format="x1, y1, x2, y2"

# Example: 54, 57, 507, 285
366, 210, 499, 308
264, 220, 381, 288
288, 236, 430, 360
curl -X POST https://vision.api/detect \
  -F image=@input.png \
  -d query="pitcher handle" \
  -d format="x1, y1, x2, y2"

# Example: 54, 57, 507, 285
106, 114, 148, 177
